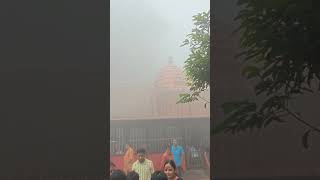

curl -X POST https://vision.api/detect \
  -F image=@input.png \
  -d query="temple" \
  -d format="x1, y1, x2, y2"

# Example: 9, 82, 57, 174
110, 58, 210, 171
111, 58, 209, 120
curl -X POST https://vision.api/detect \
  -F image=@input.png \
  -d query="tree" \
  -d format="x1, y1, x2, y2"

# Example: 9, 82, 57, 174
178, 11, 210, 106
214, 0, 320, 149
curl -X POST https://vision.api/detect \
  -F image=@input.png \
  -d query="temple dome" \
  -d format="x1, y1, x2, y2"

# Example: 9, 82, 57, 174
154, 57, 187, 91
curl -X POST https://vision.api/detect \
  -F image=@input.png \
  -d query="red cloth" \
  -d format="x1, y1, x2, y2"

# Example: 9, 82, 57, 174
123, 147, 136, 174
181, 153, 187, 172
160, 151, 174, 170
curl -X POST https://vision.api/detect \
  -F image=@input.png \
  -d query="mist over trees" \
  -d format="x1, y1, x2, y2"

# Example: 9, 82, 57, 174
213, 0, 320, 149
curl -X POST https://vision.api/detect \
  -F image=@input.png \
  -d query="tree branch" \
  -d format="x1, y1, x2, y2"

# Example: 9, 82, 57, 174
198, 95, 210, 103
284, 108, 320, 133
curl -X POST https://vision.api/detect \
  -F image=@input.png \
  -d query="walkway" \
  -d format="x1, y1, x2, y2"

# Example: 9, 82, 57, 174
184, 169, 210, 180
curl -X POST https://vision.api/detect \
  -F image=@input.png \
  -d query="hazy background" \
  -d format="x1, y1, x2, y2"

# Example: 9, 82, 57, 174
110, 0, 210, 88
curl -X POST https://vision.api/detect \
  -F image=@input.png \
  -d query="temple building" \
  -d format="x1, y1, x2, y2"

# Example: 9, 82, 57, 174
111, 57, 209, 120
110, 58, 210, 171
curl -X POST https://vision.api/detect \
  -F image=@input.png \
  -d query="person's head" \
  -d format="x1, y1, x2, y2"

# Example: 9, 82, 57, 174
172, 139, 177, 147
136, 148, 146, 163
110, 161, 116, 175
165, 145, 171, 154
110, 169, 127, 180
151, 171, 168, 180
163, 160, 177, 179
126, 171, 139, 180
125, 143, 131, 149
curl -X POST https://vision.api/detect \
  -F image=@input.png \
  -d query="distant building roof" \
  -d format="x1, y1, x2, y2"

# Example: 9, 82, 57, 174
154, 57, 187, 91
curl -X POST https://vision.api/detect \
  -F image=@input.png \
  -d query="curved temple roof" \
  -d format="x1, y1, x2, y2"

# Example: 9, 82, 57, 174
111, 58, 209, 120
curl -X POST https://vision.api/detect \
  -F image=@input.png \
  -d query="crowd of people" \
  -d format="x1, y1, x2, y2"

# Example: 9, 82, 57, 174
110, 139, 185, 180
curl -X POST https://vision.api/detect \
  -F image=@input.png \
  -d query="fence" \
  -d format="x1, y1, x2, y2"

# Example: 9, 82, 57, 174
110, 127, 183, 155
110, 117, 210, 170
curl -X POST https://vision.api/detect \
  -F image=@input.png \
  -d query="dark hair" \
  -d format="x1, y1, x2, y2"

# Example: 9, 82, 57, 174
163, 160, 177, 170
110, 169, 127, 180
126, 171, 139, 180
136, 148, 146, 154
151, 171, 168, 180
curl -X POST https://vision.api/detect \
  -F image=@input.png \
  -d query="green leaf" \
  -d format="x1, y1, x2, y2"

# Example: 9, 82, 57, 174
301, 87, 313, 93
263, 116, 274, 127
177, 93, 192, 104
242, 65, 260, 78
180, 10, 210, 104
212, 123, 228, 135
273, 116, 286, 123
221, 101, 246, 114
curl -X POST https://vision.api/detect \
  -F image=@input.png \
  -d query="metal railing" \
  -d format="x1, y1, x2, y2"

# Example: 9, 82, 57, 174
185, 148, 204, 169
110, 126, 184, 155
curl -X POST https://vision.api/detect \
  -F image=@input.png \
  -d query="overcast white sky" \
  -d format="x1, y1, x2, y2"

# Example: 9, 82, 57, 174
110, 0, 210, 88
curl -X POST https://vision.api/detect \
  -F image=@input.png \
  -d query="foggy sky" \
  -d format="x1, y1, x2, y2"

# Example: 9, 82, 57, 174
111, 0, 210, 88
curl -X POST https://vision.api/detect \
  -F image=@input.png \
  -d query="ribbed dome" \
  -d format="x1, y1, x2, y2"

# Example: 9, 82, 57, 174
154, 58, 187, 90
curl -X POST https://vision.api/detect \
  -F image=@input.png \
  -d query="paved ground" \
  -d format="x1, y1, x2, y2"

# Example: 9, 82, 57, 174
183, 169, 210, 180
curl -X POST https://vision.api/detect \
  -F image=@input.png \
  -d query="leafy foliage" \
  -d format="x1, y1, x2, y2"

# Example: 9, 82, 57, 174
178, 11, 210, 104
214, 0, 320, 148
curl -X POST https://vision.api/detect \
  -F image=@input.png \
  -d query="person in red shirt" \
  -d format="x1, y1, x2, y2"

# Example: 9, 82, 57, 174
160, 145, 174, 170
123, 143, 136, 174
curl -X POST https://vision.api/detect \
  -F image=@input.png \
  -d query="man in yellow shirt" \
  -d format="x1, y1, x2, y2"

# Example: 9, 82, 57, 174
132, 148, 154, 180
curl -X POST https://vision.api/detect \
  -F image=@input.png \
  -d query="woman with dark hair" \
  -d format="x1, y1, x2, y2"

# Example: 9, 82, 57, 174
163, 160, 183, 180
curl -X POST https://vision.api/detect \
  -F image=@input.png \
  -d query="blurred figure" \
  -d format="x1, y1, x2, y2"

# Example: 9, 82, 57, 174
163, 160, 183, 180
204, 147, 210, 167
132, 148, 154, 180
141, 143, 148, 157
110, 169, 127, 180
124, 143, 135, 174
151, 171, 168, 180
171, 139, 185, 177
110, 161, 116, 175
160, 145, 174, 170
127, 171, 139, 180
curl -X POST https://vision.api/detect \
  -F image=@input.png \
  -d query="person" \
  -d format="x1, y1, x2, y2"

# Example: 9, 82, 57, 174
110, 161, 117, 175
204, 147, 210, 168
151, 171, 168, 180
124, 143, 135, 174
132, 148, 154, 180
160, 145, 174, 170
171, 139, 185, 177
163, 160, 183, 180
110, 169, 127, 180
126, 171, 139, 180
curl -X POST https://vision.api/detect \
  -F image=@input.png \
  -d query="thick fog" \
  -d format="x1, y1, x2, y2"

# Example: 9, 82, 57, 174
111, 0, 210, 87
110, 0, 210, 118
